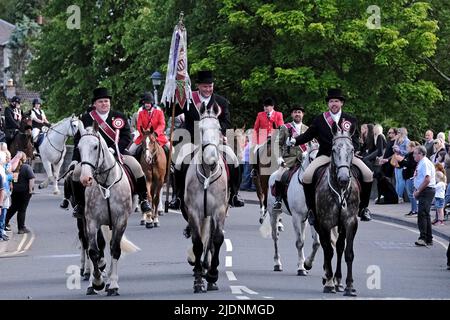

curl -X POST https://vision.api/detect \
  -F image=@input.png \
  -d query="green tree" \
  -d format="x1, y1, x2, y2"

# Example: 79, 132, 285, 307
0, 0, 16, 23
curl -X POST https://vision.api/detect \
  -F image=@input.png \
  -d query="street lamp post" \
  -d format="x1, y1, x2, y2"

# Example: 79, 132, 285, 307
150, 71, 163, 106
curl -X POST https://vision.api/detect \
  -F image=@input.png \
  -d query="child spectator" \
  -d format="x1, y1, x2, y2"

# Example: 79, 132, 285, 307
433, 171, 446, 225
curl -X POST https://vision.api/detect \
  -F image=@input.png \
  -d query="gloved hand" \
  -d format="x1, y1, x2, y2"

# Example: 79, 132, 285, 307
108, 147, 116, 155
286, 137, 296, 147
68, 160, 78, 171
277, 157, 285, 166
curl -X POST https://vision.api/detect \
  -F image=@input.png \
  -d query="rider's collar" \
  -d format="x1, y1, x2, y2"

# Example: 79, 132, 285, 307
199, 94, 211, 106
330, 110, 341, 123
96, 110, 109, 121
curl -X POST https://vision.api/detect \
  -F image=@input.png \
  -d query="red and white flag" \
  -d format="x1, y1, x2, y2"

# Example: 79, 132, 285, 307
161, 16, 192, 108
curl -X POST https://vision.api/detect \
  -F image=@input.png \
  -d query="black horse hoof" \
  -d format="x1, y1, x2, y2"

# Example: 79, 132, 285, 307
304, 262, 312, 271
146, 222, 154, 229
344, 287, 357, 297
86, 287, 97, 295
99, 263, 107, 272
105, 283, 110, 291
83, 273, 90, 281
207, 282, 219, 291
80, 268, 84, 276
92, 282, 105, 291
193, 284, 206, 293
335, 284, 345, 292
140, 220, 145, 226
322, 277, 327, 285
259, 218, 264, 224
323, 286, 336, 294
273, 265, 282, 272
106, 288, 120, 296
297, 270, 308, 276
154, 222, 159, 227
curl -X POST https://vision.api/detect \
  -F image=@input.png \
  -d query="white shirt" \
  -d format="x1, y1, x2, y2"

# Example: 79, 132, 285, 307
30, 108, 47, 122
98, 111, 109, 122
199, 94, 211, 106
330, 110, 341, 124
293, 122, 303, 133
435, 181, 445, 199
414, 156, 436, 189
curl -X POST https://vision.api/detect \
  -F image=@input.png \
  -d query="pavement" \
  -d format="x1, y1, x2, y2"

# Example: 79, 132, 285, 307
1, 174, 448, 257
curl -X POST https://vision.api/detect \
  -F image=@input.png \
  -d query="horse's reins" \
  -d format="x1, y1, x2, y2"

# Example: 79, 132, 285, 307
80, 132, 123, 230
328, 135, 353, 210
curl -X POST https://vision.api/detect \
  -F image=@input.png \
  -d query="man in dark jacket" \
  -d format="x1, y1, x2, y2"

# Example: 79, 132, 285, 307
4, 96, 23, 145
288, 88, 373, 221
69, 87, 152, 218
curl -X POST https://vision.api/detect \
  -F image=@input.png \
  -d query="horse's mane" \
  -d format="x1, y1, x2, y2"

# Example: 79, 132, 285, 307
51, 115, 74, 128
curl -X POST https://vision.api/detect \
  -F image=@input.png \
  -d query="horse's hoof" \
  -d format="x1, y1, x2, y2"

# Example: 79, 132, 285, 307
140, 220, 145, 226
273, 265, 283, 272
38, 184, 44, 189
154, 222, 159, 227
80, 268, 84, 276
323, 286, 336, 294
304, 262, 312, 271
135, 207, 139, 212
83, 273, 90, 281
193, 284, 206, 293
53, 190, 60, 195
259, 218, 264, 224
343, 287, 357, 297
86, 287, 97, 295
322, 277, 327, 285
92, 282, 105, 291
105, 283, 110, 291
146, 222, 154, 229
158, 211, 164, 216
106, 288, 120, 296
335, 284, 345, 292
207, 282, 219, 291
297, 270, 308, 276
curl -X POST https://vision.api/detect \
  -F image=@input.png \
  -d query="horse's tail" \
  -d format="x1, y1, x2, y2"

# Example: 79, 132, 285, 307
100, 226, 141, 253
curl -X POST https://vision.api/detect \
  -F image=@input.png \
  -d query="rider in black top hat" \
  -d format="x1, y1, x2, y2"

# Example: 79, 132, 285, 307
69, 87, 153, 218
287, 88, 373, 221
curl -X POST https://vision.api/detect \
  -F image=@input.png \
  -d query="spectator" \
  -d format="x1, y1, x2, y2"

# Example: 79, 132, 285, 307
379, 127, 398, 178
393, 127, 410, 203
413, 145, 436, 246
240, 135, 256, 192
5, 152, 35, 234
364, 124, 386, 172
357, 124, 368, 157
400, 141, 419, 216
431, 138, 446, 166
432, 171, 446, 226
423, 130, 434, 158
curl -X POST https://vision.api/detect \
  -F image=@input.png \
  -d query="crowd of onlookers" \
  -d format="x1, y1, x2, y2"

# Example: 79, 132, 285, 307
0, 143, 35, 242
358, 125, 449, 226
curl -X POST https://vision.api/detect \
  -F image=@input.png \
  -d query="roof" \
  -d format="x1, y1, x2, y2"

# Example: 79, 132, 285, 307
0, 19, 15, 46
15, 87, 41, 103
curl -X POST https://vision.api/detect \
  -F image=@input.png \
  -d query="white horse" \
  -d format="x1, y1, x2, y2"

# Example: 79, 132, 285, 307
38, 115, 80, 194
263, 142, 322, 275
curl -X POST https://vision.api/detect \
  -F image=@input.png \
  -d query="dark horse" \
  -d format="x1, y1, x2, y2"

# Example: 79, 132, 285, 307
8, 115, 34, 160
315, 127, 359, 296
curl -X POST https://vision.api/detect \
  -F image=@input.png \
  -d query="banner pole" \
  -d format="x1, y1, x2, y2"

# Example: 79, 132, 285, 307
164, 101, 176, 213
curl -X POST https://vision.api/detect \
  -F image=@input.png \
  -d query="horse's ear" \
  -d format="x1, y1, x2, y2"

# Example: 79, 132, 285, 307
199, 102, 206, 115
78, 120, 86, 135
212, 103, 220, 116
93, 121, 99, 133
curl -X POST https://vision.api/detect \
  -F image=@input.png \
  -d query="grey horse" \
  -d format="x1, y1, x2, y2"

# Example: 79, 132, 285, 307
184, 103, 228, 293
265, 142, 321, 275
78, 123, 140, 296
315, 126, 359, 296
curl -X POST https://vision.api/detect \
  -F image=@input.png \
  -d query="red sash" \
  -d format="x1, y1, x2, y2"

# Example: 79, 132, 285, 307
191, 91, 223, 116
323, 111, 335, 130
90, 110, 116, 143
285, 122, 307, 152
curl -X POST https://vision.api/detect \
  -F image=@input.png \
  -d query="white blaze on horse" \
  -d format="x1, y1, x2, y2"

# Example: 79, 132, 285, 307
37, 115, 80, 194
78, 122, 140, 296
264, 142, 322, 275
184, 103, 228, 293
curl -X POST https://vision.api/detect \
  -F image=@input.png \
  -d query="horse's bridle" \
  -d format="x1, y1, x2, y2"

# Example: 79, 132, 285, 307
329, 135, 354, 209
45, 117, 79, 163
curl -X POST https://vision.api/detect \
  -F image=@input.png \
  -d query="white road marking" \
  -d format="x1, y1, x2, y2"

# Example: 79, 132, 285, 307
236, 296, 250, 300
226, 271, 237, 281
36, 254, 80, 259
230, 285, 258, 295
23, 232, 35, 252
225, 256, 232, 267
263, 296, 274, 299
225, 239, 233, 252
372, 220, 448, 249
16, 233, 28, 252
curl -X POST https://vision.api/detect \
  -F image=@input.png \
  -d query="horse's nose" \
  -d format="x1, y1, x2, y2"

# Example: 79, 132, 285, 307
80, 176, 93, 187
338, 176, 349, 188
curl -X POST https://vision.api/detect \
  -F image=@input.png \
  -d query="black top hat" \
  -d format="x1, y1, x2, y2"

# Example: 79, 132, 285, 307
140, 92, 154, 104
32, 98, 42, 105
11, 96, 21, 103
92, 87, 112, 103
263, 97, 275, 106
290, 105, 305, 113
196, 70, 214, 84
325, 88, 345, 102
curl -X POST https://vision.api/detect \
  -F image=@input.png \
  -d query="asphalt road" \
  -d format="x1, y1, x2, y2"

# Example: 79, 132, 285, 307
0, 188, 449, 300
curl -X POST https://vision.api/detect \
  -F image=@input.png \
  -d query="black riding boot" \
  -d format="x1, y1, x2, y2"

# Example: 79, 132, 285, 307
303, 182, 316, 225
228, 164, 245, 207
60, 175, 72, 209
136, 176, 152, 214
71, 180, 85, 219
273, 180, 283, 210
169, 165, 186, 210
358, 181, 373, 221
